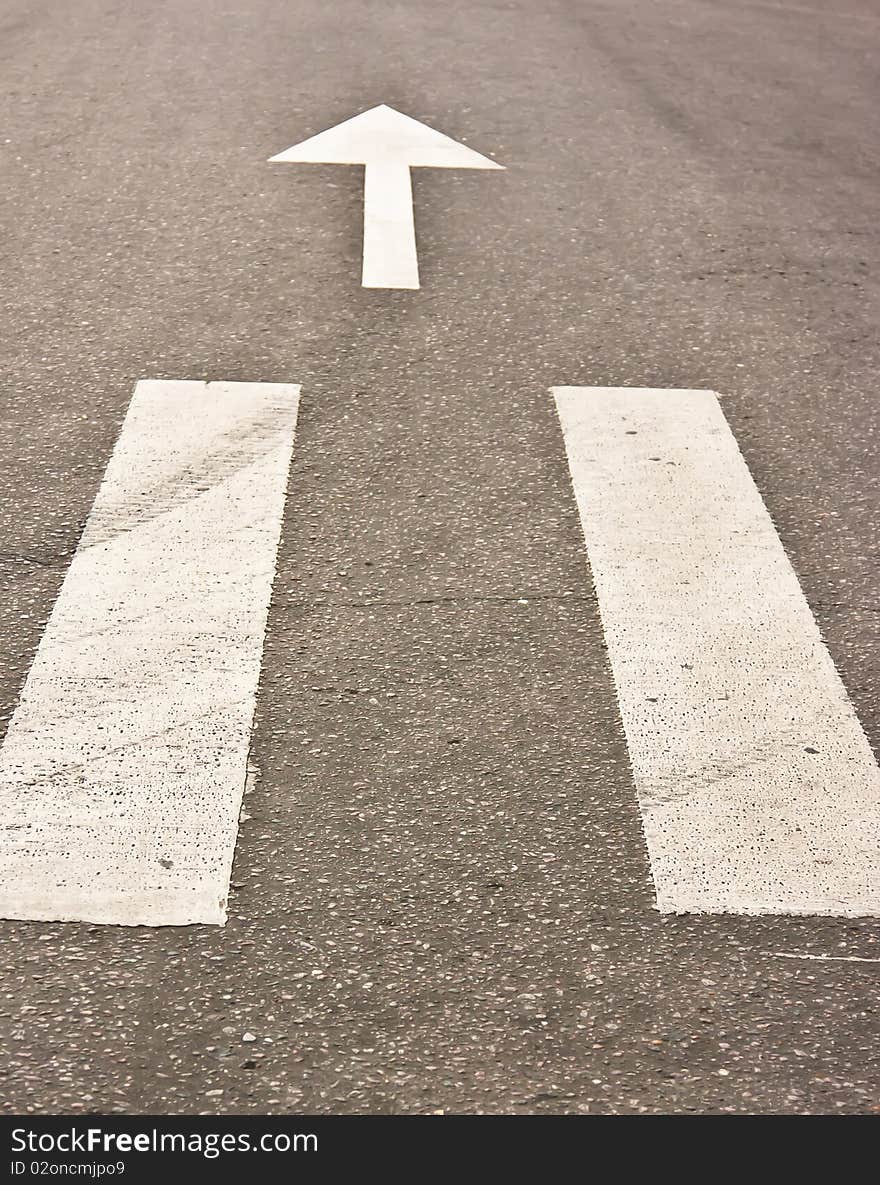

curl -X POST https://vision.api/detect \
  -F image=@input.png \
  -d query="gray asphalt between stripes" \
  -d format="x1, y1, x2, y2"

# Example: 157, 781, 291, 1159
1, 0, 878, 1113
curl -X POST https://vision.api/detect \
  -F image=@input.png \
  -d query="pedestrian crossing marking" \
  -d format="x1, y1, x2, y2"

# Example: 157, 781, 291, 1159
554, 386, 880, 916
3, 380, 877, 926
0, 380, 300, 926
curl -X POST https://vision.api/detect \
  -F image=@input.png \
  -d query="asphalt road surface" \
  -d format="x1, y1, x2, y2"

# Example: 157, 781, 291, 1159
1, 0, 878, 1114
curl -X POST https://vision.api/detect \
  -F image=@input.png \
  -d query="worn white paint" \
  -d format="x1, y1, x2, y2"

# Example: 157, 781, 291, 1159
0, 380, 300, 927
765, 952, 880, 963
270, 104, 503, 289
553, 385, 880, 916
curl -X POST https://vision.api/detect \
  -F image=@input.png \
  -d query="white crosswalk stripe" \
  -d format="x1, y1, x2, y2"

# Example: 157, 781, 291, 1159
554, 385, 880, 917
0, 380, 300, 926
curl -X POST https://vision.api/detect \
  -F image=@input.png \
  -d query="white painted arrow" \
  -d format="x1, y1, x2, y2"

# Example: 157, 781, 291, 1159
269, 104, 504, 290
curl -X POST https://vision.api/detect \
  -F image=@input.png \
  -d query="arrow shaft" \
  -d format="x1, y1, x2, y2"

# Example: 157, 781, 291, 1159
362, 161, 419, 290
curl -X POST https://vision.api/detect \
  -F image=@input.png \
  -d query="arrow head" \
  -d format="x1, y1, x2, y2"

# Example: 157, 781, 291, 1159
269, 104, 504, 170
